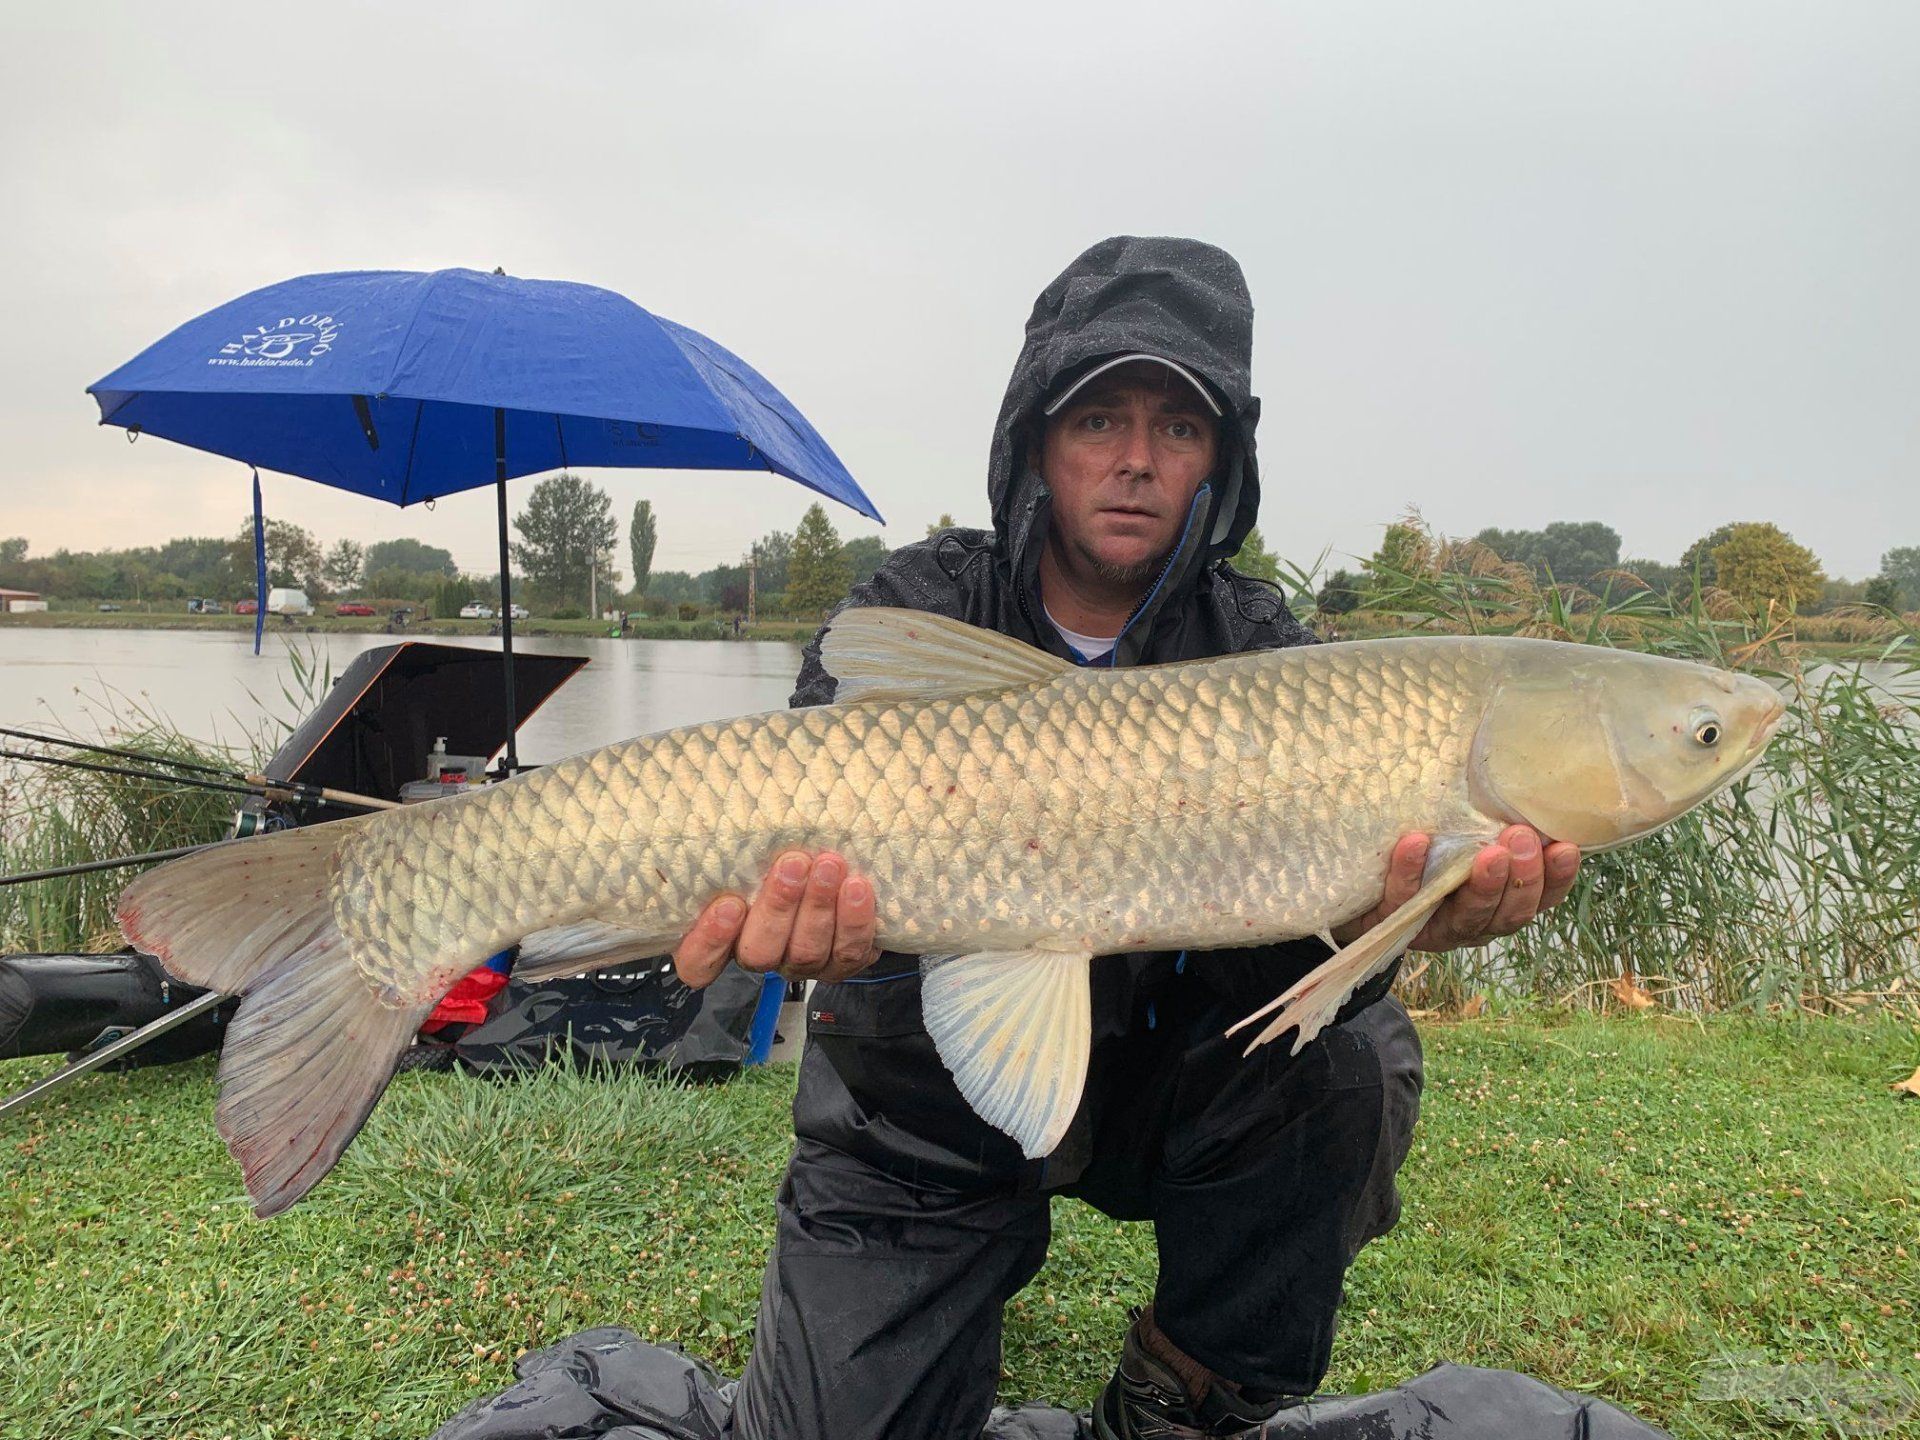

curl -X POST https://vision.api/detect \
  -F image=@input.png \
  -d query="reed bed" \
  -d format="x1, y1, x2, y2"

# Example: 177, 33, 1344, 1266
1350, 529, 1920, 1014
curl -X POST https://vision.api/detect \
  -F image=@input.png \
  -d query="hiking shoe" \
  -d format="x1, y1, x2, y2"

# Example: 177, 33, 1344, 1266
1090, 1313, 1302, 1438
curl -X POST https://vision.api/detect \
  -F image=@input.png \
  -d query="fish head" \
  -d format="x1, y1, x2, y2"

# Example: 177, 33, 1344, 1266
1469, 646, 1786, 851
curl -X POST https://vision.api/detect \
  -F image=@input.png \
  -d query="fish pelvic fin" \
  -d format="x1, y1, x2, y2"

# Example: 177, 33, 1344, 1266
820, 608, 1073, 704
117, 819, 425, 1217
1228, 840, 1482, 1057
920, 947, 1093, 1159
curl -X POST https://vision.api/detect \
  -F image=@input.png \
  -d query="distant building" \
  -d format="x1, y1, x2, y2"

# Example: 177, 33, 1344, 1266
0, 587, 47, 613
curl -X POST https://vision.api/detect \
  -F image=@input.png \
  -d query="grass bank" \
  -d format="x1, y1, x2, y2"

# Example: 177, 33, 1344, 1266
1, 1011, 1915, 1439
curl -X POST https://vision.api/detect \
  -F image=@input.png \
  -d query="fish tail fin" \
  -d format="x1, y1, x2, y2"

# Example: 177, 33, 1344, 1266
118, 822, 429, 1217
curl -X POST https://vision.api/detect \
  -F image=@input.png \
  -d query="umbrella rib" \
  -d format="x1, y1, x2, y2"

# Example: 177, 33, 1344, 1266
554, 412, 570, 471
398, 399, 425, 505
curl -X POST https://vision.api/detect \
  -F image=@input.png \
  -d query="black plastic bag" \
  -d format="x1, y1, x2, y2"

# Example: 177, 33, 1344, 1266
427, 1327, 1675, 1439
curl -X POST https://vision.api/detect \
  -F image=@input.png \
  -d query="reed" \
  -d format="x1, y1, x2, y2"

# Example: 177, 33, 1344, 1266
1344, 521, 1920, 1013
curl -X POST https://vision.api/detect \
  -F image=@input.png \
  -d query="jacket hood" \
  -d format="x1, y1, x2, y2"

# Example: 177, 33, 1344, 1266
987, 237, 1263, 593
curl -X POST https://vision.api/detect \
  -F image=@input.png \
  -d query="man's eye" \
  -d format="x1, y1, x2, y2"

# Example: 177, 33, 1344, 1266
1167, 421, 1195, 439
1083, 414, 1112, 432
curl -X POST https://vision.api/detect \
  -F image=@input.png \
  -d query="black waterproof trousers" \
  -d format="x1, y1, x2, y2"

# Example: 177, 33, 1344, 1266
729, 959, 1424, 1440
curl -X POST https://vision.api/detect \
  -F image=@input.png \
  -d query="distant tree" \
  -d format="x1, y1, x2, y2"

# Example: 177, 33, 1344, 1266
788, 503, 851, 615
1230, 526, 1281, 583
1361, 516, 1431, 605
1863, 575, 1901, 610
0, 537, 27, 571
323, 539, 366, 593
1471, 522, 1621, 585
629, 500, 657, 596
1880, 546, 1920, 609
1316, 568, 1362, 615
749, 528, 793, 595
926, 513, 958, 537
700, 562, 749, 612
362, 538, 459, 578
1613, 557, 1685, 597
1710, 523, 1825, 614
227, 517, 325, 594
155, 537, 231, 594
646, 570, 697, 605
840, 535, 890, 589
511, 473, 618, 607
1678, 524, 1741, 592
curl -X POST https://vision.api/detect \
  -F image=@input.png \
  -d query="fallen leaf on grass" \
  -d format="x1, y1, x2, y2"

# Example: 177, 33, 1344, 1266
1891, 1066, 1920, 1099
1456, 994, 1487, 1019
1608, 975, 1656, 1011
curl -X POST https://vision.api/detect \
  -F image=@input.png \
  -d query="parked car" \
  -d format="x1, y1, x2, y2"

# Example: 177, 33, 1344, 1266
234, 599, 258, 615
187, 597, 224, 614
507, 603, 530, 621
96, 602, 122, 612
458, 602, 496, 620
266, 588, 314, 617
334, 601, 376, 617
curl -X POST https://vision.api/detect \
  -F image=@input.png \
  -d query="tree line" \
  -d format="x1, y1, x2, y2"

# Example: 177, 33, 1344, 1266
9, 498, 1912, 622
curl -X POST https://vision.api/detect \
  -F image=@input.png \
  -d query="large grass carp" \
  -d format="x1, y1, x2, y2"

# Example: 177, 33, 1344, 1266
118, 609, 1783, 1216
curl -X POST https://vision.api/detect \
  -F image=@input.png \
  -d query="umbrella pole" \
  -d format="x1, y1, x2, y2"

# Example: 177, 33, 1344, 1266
494, 407, 520, 776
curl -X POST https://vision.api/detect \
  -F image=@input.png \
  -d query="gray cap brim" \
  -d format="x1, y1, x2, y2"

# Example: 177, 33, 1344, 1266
1040, 353, 1224, 418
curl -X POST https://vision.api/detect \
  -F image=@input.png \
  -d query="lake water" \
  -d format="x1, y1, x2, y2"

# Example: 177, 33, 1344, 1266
0, 628, 810, 761
1, 628, 1911, 763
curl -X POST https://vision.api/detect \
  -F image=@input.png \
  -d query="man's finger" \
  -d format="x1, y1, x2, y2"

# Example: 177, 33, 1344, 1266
1486, 826, 1546, 935
815, 875, 880, 982
735, 851, 811, 972
1434, 844, 1510, 948
1383, 834, 1430, 912
1541, 843, 1581, 912
673, 894, 746, 990
780, 852, 847, 975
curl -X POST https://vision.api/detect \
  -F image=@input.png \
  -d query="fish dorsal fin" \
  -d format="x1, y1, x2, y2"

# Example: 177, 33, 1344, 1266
920, 947, 1094, 1158
820, 608, 1073, 704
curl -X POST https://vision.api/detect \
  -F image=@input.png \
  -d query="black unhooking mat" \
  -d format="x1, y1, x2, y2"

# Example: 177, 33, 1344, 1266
426, 1327, 1674, 1439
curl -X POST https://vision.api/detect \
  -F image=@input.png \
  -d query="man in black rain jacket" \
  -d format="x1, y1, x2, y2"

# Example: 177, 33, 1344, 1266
672, 237, 1581, 1440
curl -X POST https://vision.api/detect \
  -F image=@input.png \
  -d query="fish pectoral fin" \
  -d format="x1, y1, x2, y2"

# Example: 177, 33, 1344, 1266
820, 608, 1073, 703
920, 947, 1094, 1159
1228, 843, 1481, 1057
512, 920, 680, 982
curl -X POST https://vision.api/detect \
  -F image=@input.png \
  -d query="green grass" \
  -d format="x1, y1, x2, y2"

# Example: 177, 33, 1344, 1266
2, 1011, 1915, 1439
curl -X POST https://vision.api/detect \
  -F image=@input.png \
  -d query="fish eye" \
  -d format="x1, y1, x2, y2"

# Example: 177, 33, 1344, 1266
1691, 712, 1722, 747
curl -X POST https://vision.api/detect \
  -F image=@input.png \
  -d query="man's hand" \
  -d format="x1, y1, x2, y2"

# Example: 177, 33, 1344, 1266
672, 850, 881, 990
1331, 825, 1580, 954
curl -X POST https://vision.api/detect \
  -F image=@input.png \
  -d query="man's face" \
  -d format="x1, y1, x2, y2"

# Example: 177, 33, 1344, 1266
1037, 361, 1219, 589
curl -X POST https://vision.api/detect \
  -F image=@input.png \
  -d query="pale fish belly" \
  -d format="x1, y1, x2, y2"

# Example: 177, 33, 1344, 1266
336, 638, 1500, 1000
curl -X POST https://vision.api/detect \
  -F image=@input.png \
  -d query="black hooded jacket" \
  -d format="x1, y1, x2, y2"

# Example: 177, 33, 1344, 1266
791, 237, 1389, 1071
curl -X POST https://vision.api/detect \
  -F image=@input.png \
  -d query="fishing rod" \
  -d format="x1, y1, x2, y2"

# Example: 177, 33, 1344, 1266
0, 725, 252, 784
0, 844, 214, 887
0, 745, 399, 813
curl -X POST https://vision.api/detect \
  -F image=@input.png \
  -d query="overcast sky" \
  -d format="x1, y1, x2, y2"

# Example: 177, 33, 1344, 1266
2, 1, 1914, 582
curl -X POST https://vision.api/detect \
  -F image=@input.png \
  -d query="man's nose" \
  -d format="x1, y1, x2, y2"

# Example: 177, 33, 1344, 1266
1115, 424, 1155, 479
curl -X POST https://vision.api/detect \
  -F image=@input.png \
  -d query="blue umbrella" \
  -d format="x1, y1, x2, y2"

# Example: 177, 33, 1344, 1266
88, 267, 882, 770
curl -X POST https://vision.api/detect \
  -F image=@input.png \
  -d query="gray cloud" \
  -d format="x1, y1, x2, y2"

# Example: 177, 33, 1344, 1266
2, 0, 1914, 579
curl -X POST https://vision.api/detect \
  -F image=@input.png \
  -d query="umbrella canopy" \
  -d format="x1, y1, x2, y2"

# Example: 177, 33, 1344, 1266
86, 267, 883, 772
87, 267, 880, 519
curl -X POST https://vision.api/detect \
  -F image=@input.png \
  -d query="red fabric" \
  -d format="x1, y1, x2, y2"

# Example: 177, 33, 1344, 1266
423, 965, 512, 1031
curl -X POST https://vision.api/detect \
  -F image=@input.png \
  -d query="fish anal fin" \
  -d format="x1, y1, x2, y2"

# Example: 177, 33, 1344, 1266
920, 948, 1093, 1159
512, 919, 678, 982
820, 608, 1073, 704
1228, 841, 1482, 1056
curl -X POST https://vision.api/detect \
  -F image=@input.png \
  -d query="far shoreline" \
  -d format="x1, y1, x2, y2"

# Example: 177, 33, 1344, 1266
0, 611, 819, 644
